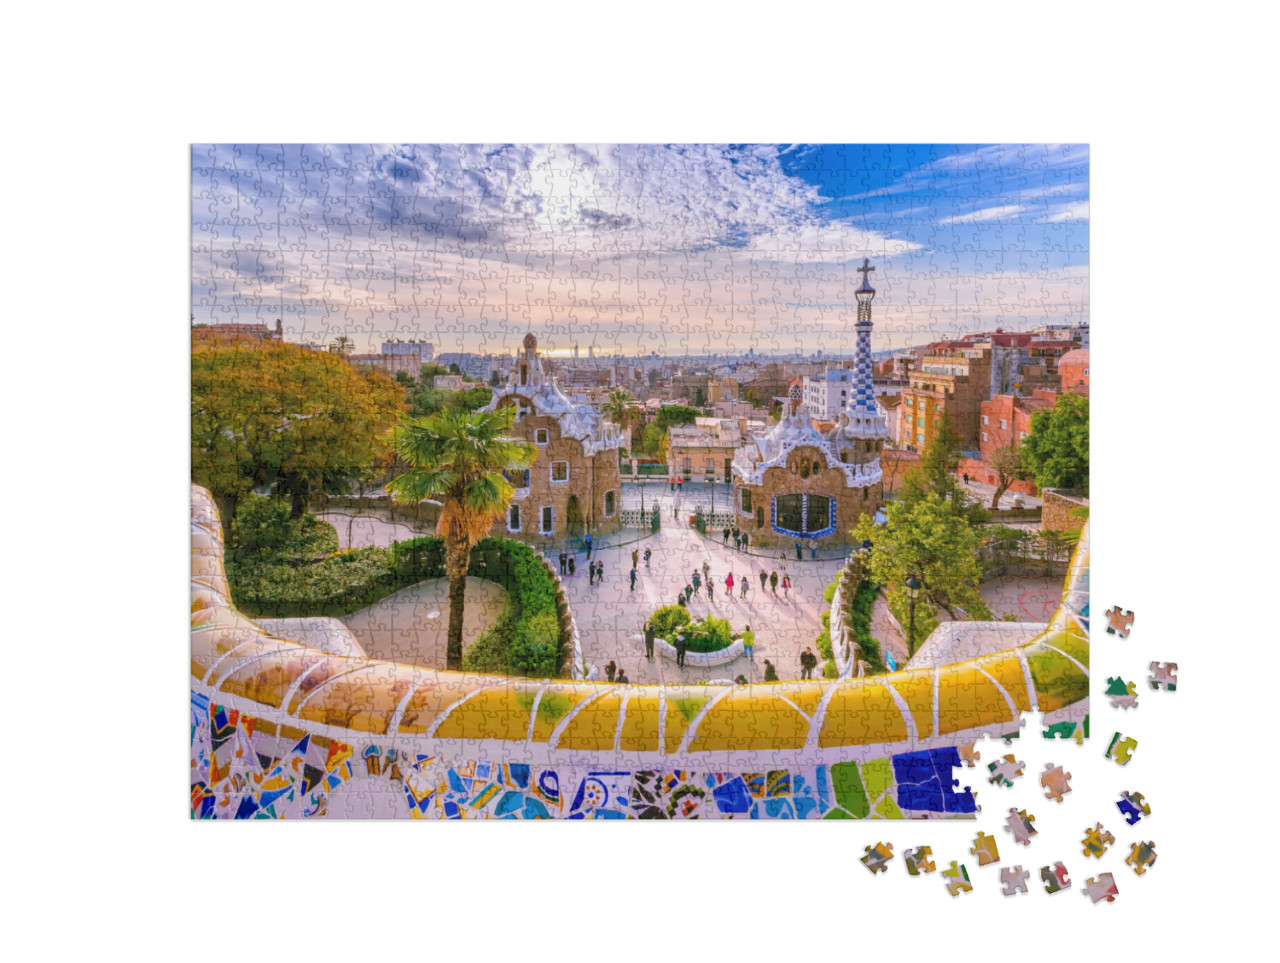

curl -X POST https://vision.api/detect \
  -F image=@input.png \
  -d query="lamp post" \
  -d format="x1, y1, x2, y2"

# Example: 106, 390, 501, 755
707, 475, 715, 517
905, 575, 921, 655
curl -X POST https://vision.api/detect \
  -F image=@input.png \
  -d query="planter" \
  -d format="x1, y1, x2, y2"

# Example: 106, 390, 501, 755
653, 636, 745, 667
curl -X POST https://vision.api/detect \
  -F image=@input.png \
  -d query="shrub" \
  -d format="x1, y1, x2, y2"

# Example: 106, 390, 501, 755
650, 605, 692, 639
822, 660, 838, 679
823, 581, 838, 604
848, 579, 888, 675
683, 616, 733, 653
230, 495, 338, 561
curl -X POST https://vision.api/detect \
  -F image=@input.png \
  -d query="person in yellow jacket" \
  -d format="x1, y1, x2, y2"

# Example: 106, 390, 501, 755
741, 626, 755, 661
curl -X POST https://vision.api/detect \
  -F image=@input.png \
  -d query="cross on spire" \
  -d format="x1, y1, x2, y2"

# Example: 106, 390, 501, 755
856, 258, 875, 286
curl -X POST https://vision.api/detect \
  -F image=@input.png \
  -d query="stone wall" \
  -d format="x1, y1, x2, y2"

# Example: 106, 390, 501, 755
1042, 488, 1088, 532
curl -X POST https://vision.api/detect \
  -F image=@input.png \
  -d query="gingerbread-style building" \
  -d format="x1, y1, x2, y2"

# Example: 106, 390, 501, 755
483, 334, 624, 543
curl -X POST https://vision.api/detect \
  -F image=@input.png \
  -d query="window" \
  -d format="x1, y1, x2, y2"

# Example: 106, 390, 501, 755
982, 415, 988, 425
906, 397, 914, 407
540, 506, 553, 534
505, 468, 530, 489
917, 431, 925, 443
741, 488, 753, 513
508, 505, 521, 532
917, 416, 924, 427
603, 490, 616, 516
1020, 431, 1028, 441
982, 432, 989, 442
1000, 419, 1008, 430
772, 493, 834, 537
550, 461, 569, 483
1083, 368, 1089, 376
534, 428, 549, 445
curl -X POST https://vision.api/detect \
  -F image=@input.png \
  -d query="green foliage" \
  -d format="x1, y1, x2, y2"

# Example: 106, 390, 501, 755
650, 605, 692, 639
509, 611, 561, 677
1021, 393, 1089, 491
814, 628, 833, 661
847, 579, 888, 675
683, 616, 733, 653
898, 410, 988, 525
655, 405, 700, 431
229, 495, 338, 560
228, 544, 399, 617
822, 660, 838, 679
823, 581, 837, 604
853, 491, 993, 634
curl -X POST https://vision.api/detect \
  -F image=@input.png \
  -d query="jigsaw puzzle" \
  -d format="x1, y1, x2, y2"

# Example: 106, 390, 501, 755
1105, 733, 1139, 766
862, 842, 894, 873
1083, 873, 1119, 904
1116, 790, 1151, 825
970, 831, 1001, 866
190, 144, 1093, 840
941, 861, 973, 897
1000, 866, 1030, 896
1125, 841, 1158, 875
1082, 822, 1116, 859
1041, 862, 1072, 894
1104, 676, 1139, 710
903, 846, 936, 876
1040, 763, 1073, 802
1104, 606, 1134, 637
1149, 662, 1178, 691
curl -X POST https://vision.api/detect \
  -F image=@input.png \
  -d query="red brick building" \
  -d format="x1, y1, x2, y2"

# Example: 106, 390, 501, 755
1058, 348, 1089, 397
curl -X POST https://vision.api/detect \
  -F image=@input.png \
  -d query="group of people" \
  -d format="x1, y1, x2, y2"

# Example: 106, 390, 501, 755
719, 527, 820, 561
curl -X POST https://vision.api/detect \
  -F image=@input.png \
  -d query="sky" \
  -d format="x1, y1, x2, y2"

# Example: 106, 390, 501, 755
191, 144, 1088, 357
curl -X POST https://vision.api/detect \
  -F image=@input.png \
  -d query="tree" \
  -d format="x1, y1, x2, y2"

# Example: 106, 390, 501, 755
655, 405, 700, 432
852, 493, 993, 651
1022, 393, 1089, 492
602, 388, 636, 432
488, 371, 501, 387
448, 363, 463, 375
639, 423, 663, 455
692, 386, 706, 408
899, 411, 988, 525
987, 445, 1029, 509
329, 335, 354, 357
384, 407, 536, 670
192, 340, 404, 520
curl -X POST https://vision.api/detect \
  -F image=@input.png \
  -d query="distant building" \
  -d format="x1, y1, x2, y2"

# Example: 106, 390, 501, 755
802, 368, 855, 419
483, 334, 624, 542
194, 319, 283, 342
898, 344, 993, 452
380, 339, 434, 361
668, 418, 761, 482
435, 353, 493, 380
1058, 348, 1089, 397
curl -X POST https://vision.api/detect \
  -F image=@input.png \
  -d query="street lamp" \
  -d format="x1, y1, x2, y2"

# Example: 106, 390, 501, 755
905, 575, 922, 656
639, 476, 646, 517
706, 475, 715, 517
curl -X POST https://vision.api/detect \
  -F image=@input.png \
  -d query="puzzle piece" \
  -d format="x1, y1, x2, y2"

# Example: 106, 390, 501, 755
1104, 676, 1139, 710
1148, 661, 1178, 691
1126, 841, 1157, 875
1105, 732, 1138, 765
1116, 790, 1151, 825
1004, 807, 1038, 846
1040, 763, 1072, 802
941, 861, 972, 897
1041, 862, 1072, 894
861, 842, 894, 874
987, 753, 1026, 787
904, 846, 936, 875
1083, 873, 1119, 903
1081, 822, 1115, 858
1104, 606, 1134, 637
1000, 865, 1030, 896
970, 831, 1001, 866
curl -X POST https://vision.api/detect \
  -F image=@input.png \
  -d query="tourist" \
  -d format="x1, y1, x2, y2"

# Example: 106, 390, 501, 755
677, 592, 687, 608
770, 571, 779, 594
675, 632, 688, 668
742, 625, 755, 661
606, 660, 617, 682
596, 562, 604, 587
567, 555, 576, 577
795, 540, 803, 561
733, 532, 741, 551
763, 659, 778, 682
741, 532, 749, 549
726, 572, 735, 595
559, 550, 567, 575
782, 573, 791, 599
685, 581, 695, 603
677, 476, 683, 491
588, 561, 595, 585
800, 647, 817, 680
691, 572, 701, 596
808, 539, 817, 560
644, 621, 655, 659
616, 668, 629, 684
722, 526, 731, 545
630, 566, 637, 592
759, 570, 768, 591
643, 546, 652, 570
735, 674, 748, 685
585, 532, 593, 559
632, 548, 639, 570
706, 578, 714, 601
740, 574, 749, 598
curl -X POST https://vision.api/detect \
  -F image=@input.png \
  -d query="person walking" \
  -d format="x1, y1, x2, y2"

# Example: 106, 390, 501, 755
759, 570, 768, 591
616, 668, 629, 684
741, 531, 749, 549
588, 561, 595, 586
674, 632, 688, 668
644, 620, 655, 660
643, 546, 651, 570
606, 660, 617, 682
808, 538, 816, 560
585, 533, 593, 559
677, 591, 688, 608
763, 659, 778, 682
559, 550, 567, 575
567, 555, 576, 577
740, 574, 749, 598
677, 476, 683, 491
733, 532, 741, 551
722, 526, 731, 545
595, 562, 604, 587
629, 566, 637, 592
770, 571, 779, 595
685, 581, 695, 603
781, 573, 791, 599
702, 560, 711, 582
632, 548, 639, 570
800, 647, 817, 680
795, 540, 803, 561
742, 625, 755, 661
706, 578, 714, 602
726, 572, 735, 596
691, 572, 701, 597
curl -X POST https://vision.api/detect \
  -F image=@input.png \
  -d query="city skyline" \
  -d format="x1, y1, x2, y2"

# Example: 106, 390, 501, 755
192, 144, 1088, 355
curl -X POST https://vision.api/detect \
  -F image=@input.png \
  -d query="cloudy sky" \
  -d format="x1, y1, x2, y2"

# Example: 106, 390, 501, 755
192, 143, 1088, 356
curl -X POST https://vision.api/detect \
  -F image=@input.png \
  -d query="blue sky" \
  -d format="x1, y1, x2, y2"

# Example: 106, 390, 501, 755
192, 144, 1087, 356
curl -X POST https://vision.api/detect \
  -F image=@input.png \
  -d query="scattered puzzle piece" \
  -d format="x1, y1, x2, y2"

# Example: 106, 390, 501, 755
1041, 862, 1072, 894
1126, 841, 1157, 875
904, 846, 936, 876
941, 861, 972, 897
1116, 790, 1151, 825
1043, 718, 1087, 744
1104, 676, 1139, 710
1040, 763, 1073, 802
970, 831, 1001, 866
1081, 822, 1115, 859
958, 744, 981, 768
861, 842, 894, 874
1105, 732, 1138, 765
1104, 606, 1134, 637
1004, 807, 1038, 846
1000, 865, 1030, 895
987, 753, 1026, 787
1148, 661, 1178, 691
1083, 873, 1119, 903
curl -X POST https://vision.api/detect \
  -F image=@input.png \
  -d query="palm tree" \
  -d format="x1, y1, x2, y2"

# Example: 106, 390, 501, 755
329, 335, 354, 357
602, 387, 635, 436
385, 407, 536, 670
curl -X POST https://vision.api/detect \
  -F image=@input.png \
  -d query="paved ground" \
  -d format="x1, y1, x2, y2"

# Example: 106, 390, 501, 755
980, 576, 1064, 622
317, 511, 425, 550
558, 520, 887, 683
341, 579, 509, 669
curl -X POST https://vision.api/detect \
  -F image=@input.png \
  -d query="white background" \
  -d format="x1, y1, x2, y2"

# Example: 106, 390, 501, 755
4, 0, 1274, 957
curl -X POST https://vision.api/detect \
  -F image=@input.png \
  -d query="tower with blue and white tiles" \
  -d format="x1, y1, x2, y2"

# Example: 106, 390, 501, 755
844, 258, 889, 439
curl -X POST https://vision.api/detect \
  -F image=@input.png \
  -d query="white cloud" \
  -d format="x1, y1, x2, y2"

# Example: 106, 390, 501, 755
937, 205, 1027, 225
